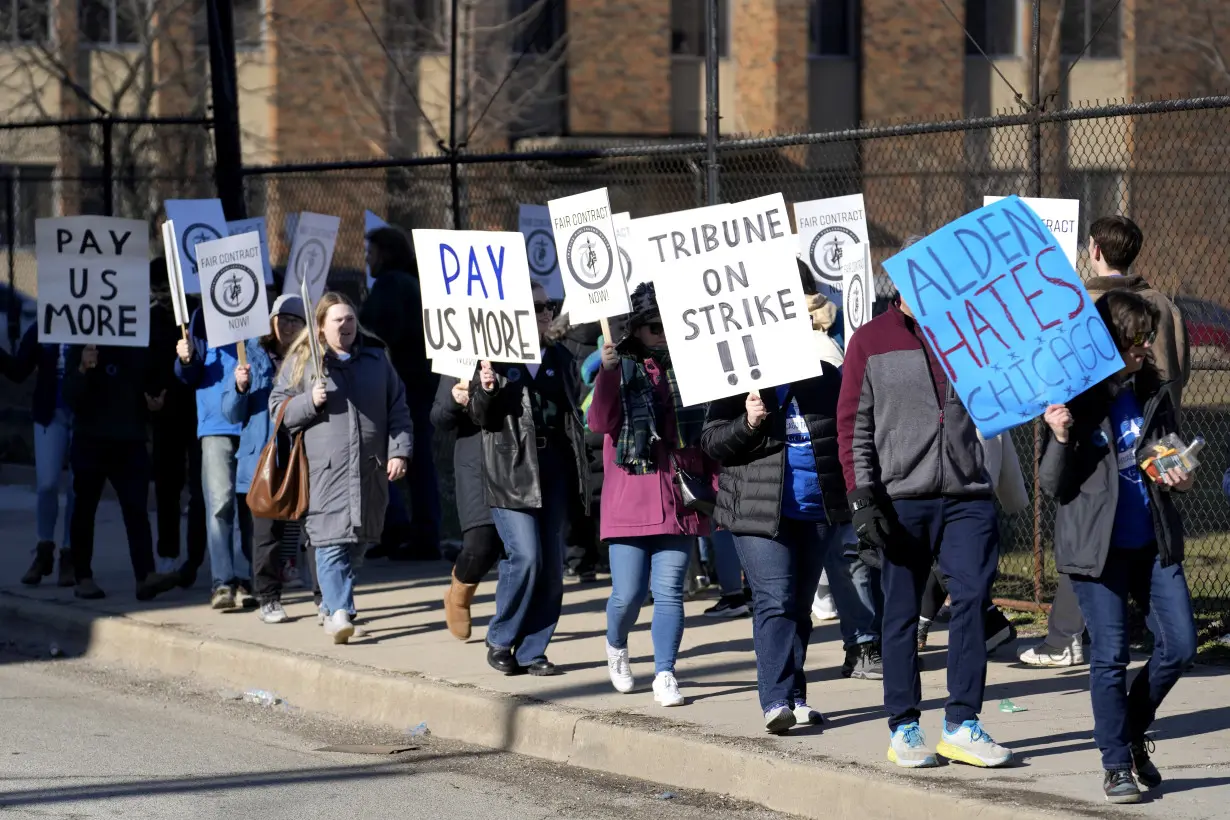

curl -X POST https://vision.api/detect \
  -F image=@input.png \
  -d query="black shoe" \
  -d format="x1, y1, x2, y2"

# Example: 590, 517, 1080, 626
74, 578, 106, 600
577, 571, 598, 583
985, 609, 1017, 653
564, 567, 580, 580
704, 594, 750, 618
177, 564, 198, 590
365, 543, 392, 560
527, 659, 558, 676
1103, 769, 1141, 804
851, 642, 884, 680
487, 646, 520, 676
841, 644, 859, 678
21, 541, 56, 585
57, 549, 76, 587
1131, 737, 1162, 789
136, 572, 180, 602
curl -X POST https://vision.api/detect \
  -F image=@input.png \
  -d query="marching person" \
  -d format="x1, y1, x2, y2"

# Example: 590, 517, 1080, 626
701, 347, 852, 733
270, 292, 412, 644
434, 374, 504, 641
837, 237, 1010, 769
588, 283, 713, 707
1040, 290, 1196, 804
470, 283, 588, 677
2, 321, 76, 587
222, 294, 307, 624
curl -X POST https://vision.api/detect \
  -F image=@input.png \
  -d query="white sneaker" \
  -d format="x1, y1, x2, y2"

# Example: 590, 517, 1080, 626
812, 591, 838, 621
324, 610, 355, 644
764, 703, 797, 734
258, 601, 288, 624
653, 672, 684, 707
888, 722, 939, 768
606, 642, 635, 693
793, 702, 824, 726
937, 720, 1012, 768
1018, 634, 1084, 667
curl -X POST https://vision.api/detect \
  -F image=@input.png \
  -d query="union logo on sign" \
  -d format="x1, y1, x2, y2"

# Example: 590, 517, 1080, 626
526, 230, 557, 277
182, 223, 223, 272
565, 226, 613, 291
209, 263, 260, 318
809, 226, 859, 284
295, 238, 329, 289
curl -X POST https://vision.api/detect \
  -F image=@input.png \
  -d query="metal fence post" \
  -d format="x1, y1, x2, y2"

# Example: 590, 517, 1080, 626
101, 117, 114, 217
448, 0, 462, 229
1029, 0, 1045, 608
703, 0, 720, 206
5, 174, 16, 353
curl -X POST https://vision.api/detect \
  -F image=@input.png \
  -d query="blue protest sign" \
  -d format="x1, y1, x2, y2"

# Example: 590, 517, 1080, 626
227, 217, 273, 284
165, 199, 228, 295
881, 196, 1123, 437
364, 210, 389, 289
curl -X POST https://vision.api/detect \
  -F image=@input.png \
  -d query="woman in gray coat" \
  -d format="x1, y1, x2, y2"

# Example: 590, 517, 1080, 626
270, 292, 412, 644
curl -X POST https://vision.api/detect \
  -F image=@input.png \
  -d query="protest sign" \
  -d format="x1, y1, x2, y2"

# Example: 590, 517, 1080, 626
412, 229, 541, 364
882, 195, 1122, 438
547, 188, 631, 324
432, 354, 480, 381
227, 217, 273, 284
364, 210, 389, 289
794, 194, 869, 288
984, 196, 1080, 268
37, 216, 149, 347
842, 242, 872, 343
612, 212, 644, 289
165, 198, 228, 294
284, 212, 341, 302
161, 220, 191, 329
638, 194, 819, 406
518, 204, 562, 299
195, 231, 271, 350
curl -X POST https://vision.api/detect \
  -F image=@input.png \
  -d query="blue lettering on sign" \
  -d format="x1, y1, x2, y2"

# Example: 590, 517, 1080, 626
439, 241, 509, 300
882, 195, 1123, 438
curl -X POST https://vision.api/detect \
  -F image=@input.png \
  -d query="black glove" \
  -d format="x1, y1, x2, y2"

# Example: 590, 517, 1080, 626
848, 487, 892, 565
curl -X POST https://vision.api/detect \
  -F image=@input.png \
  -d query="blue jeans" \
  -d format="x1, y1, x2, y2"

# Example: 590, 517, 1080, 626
34, 409, 74, 549
316, 543, 366, 616
882, 497, 999, 732
488, 468, 568, 666
606, 535, 693, 675
201, 435, 252, 590
829, 541, 883, 646
734, 517, 843, 712
1071, 547, 1197, 770
700, 528, 743, 596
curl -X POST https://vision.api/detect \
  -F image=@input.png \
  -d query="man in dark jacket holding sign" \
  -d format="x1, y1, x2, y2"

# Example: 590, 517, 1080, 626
836, 238, 1011, 770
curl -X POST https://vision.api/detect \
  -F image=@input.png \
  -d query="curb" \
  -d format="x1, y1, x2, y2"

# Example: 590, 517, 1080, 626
0, 592, 1101, 820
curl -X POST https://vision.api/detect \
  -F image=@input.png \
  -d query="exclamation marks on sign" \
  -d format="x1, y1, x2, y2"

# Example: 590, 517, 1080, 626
717, 335, 763, 386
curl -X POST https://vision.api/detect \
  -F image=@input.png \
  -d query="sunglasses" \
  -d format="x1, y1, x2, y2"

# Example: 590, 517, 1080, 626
1128, 330, 1157, 347
534, 301, 552, 314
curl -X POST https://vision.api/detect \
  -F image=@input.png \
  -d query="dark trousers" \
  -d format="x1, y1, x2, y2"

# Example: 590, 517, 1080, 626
151, 420, 206, 570
733, 517, 840, 712
249, 504, 288, 604
1071, 546, 1197, 770
454, 524, 504, 584
882, 497, 999, 732
70, 437, 155, 583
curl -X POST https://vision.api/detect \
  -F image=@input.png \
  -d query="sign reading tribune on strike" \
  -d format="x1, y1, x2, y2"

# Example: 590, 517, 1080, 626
881, 195, 1122, 438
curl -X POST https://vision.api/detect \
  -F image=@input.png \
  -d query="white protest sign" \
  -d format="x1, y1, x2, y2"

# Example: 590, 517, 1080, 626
284, 212, 341, 302
226, 217, 273, 284
626, 202, 729, 284
195, 231, 271, 350
161, 220, 190, 328
36, 216, 149, 347
639, 194, 820, 406
547, 188, 631, 324
432, 354, 479, 381
364, 210, 389, 290
842, 242, 872, 343
794, 193, 869, 288
518, 204, 562, 299
412, 229, 541, 364
612, 212, 646, 289
165, 198, 228, 294
984, 196, 1080, 268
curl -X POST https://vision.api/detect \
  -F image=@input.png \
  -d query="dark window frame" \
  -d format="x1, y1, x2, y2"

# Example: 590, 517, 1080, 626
670, 0, 729, 60
964, 0, 1018, 58
1060, 0, 1122, 60
809, 0, 857, 58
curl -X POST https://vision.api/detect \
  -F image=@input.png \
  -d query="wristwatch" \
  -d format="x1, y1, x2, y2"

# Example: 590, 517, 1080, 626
849, 494, 875, 513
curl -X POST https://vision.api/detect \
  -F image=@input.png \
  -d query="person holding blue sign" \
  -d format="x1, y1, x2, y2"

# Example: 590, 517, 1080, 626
1039, 290, 1196, 804
837, 236, 1011, 770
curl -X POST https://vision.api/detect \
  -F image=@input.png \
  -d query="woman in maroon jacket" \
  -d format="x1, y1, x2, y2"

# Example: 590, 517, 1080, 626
588, 283, 713, 707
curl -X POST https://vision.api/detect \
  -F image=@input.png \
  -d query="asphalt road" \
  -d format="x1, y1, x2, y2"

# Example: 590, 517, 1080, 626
0, 648, 791, 820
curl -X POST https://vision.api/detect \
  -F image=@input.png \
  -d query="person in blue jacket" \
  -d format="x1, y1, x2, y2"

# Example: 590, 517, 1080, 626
175, 304, 254, 610
221, 294, 307, 624
2, 322, 76, 587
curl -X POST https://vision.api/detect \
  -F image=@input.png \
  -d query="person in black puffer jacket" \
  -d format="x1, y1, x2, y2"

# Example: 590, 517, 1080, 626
558, 316, 607, 579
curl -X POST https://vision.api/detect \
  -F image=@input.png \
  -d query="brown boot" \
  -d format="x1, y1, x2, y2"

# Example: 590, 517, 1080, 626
444, 571, 478, 641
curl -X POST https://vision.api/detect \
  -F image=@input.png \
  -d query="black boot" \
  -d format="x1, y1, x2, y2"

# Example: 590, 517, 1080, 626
21, 542, 56, 586
841, 644, 859, 678
57, 548, 76, 587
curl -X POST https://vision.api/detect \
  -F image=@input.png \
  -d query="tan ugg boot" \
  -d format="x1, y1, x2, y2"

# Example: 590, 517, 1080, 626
444, 571, 479, 641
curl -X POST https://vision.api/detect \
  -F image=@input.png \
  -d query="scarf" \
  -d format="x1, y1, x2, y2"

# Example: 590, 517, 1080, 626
614, 355, 706, 475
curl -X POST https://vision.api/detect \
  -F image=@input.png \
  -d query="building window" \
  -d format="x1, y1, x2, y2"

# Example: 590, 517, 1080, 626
0, 0, 49, 44
1061, 0, 1121, 59
0, 166, 54, 247
386, 0, 448, 53
194, 0, 264, 50
809, 0, 855, 58
671, 0, 728, 58
965, 0, 1017, 58
79, 0, 142, 47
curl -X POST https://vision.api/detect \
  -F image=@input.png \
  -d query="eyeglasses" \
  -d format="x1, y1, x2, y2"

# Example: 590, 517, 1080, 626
1128, 330, 1157, 347
534, 302, 552, 314
647, 322, 664, 335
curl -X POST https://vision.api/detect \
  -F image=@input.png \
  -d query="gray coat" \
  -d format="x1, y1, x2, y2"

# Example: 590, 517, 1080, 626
270, 338, 413, 547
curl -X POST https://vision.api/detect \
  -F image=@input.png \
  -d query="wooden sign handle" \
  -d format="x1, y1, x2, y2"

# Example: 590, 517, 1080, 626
599, 317, 611, 343
236, 344, 248, 369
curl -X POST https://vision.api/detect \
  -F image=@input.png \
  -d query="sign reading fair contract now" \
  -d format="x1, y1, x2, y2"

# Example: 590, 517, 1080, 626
412, 229, 541, 364
547, 188, 631, 324
195, 231, 271, 349
37, 216, 150, 347
881, 196, 1121, 438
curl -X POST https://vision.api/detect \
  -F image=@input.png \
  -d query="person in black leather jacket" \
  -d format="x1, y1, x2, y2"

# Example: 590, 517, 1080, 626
469, 284, 588, 677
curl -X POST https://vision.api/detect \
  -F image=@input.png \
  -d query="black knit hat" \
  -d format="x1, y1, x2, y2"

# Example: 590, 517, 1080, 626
627, 281, 660, 330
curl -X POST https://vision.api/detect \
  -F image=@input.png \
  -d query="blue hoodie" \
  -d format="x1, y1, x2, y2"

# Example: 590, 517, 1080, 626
220, 337, 280, 493
173, 307, 242, 438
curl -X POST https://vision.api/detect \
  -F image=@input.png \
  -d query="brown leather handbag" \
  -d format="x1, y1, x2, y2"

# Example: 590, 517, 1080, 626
246, 398, 309, 521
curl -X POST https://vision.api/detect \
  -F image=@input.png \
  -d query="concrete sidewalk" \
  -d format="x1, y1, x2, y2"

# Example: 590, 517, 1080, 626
0, 485, 1227, 820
